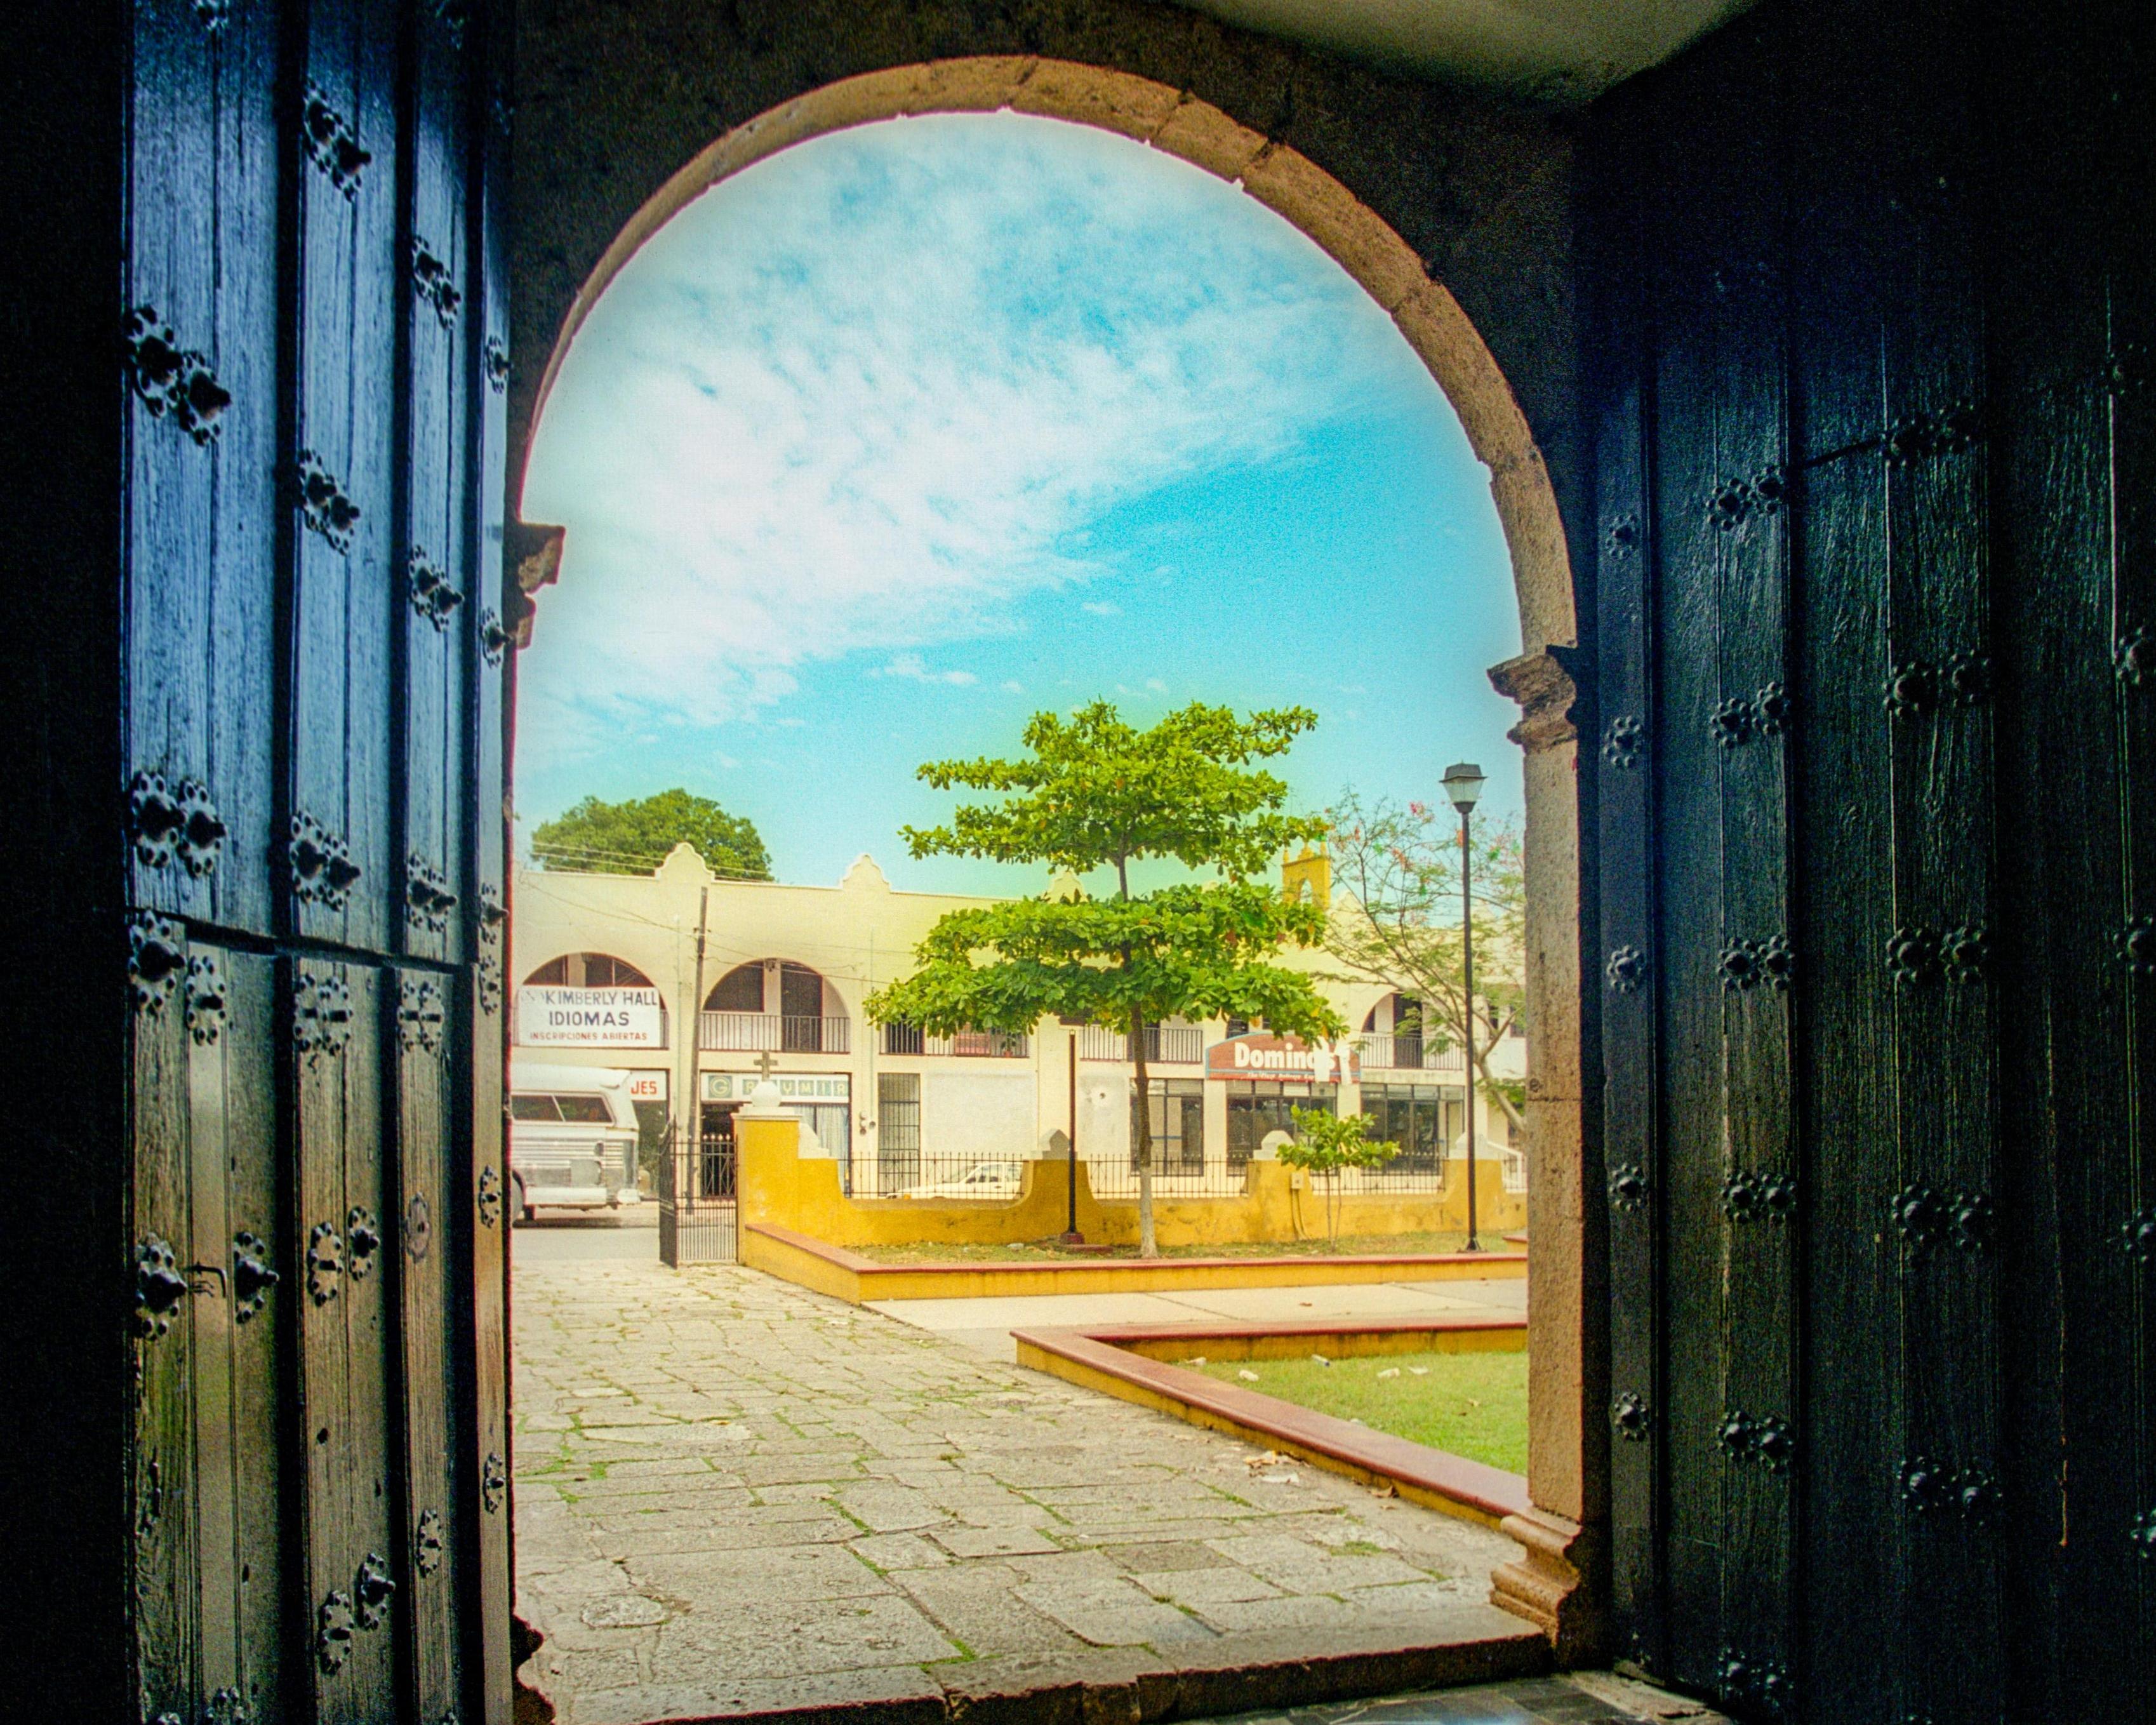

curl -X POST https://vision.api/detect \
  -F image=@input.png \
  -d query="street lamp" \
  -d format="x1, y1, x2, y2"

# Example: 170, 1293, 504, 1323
1441, 762, 1486, 1253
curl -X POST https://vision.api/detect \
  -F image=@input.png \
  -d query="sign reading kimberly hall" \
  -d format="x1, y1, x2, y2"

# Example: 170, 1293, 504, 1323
516, 987, 665, 1048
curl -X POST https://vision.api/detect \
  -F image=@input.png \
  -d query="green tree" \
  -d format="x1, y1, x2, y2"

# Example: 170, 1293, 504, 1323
1280, 1106, 1397, 1247
530, 789, 773, 880
1322, 789, 1527, 1134
866, 701, 1345, 1257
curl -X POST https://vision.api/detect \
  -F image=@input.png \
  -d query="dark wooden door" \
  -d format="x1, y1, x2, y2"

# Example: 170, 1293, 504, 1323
116, 0, 512, 1719
1588, 1, 2155, 1718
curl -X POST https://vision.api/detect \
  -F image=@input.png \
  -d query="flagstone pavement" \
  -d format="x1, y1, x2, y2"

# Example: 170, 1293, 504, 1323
512, 1250, 1533, 1721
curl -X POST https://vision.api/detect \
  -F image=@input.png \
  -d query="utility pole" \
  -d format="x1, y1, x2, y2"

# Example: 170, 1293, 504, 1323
688, 884, 709, 1198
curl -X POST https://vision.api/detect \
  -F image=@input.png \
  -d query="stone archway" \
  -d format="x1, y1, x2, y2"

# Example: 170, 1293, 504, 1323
510, 57, 1597, 1657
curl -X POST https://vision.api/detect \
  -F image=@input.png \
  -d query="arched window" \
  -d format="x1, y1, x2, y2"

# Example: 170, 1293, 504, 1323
701, 961, 846, 1053
523, 952, 655, 989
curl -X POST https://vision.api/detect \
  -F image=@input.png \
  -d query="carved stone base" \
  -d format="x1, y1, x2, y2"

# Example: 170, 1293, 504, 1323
1491, 1507, 1607, 1666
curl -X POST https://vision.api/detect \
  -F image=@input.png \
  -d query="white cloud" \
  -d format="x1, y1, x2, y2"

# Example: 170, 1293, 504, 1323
516, 114, 1399, 745
1001, 679, 1025, 694
1145, 677, 1168, 693
1080, 600, 1123, 617
875, 653, 976, 686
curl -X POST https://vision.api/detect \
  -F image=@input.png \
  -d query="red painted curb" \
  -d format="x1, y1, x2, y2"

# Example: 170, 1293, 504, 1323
1011, 1321, 1534, 1524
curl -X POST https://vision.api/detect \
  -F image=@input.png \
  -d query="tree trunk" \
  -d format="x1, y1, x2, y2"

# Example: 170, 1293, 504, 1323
1131, 1005, 1157, 1258
1470, 1030, 1525, 1134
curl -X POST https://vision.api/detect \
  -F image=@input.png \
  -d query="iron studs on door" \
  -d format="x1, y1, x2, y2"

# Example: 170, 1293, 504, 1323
415, 1507, 445, 1576
128, 770, 227, 875
133, 1237, 189, 1338
398, 977, 446, 1053
346, 1208, 382, 1280
294, 968, 355, 1059
315, 1590, 356, 1673
122, 307, 232, 445
306, 1222, 343, 1306
232, 1232, 278, 1322
482, 1452, 507, 1514
404, 1194, 434, 1262
353, 1552, 396, 1630
476, 1166, 502, 1229
288, 811, 361, 909
185, 953, 226, 1044
128, 912, 186, 1012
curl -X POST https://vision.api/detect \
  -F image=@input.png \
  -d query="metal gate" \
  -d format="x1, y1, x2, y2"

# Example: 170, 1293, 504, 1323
657, 1122, 736, 1265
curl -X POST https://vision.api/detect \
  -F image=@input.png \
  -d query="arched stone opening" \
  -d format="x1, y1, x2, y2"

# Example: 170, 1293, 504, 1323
511, 58, 1595, 1655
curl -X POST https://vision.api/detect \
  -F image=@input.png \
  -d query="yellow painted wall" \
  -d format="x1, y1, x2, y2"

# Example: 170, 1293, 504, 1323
735, 1113, 1527, 1252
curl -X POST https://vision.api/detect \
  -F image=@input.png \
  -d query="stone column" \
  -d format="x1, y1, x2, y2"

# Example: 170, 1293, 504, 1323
1485, 647, 1606, 1663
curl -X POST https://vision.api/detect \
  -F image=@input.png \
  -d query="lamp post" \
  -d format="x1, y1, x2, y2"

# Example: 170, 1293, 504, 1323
1441, 761, 1486, 1252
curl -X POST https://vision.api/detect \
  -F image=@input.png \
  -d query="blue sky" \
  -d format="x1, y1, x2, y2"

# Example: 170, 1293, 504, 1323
519, 112, 1522, 896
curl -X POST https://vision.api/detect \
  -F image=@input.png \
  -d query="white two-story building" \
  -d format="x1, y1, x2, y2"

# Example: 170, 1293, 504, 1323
510, 843, 1526, 1199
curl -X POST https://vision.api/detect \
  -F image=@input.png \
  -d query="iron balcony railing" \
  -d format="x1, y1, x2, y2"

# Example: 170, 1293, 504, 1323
879, 1023, 1031, 1058
1075, 1023, 1203, 1064
1350, 1032, 1466, 1072
700, 1011, 851, 1054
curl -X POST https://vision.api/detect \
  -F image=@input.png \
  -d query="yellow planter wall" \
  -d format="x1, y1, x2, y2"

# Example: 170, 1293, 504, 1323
735, 1114, 1527, 1251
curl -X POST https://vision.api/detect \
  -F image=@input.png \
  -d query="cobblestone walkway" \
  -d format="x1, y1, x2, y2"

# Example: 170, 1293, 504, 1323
514, 1257, 1529, 1721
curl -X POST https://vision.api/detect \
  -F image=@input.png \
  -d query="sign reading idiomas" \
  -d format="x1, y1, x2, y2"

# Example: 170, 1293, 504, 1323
1204, 1032, 1360, 1083
516, 986, 666, 1048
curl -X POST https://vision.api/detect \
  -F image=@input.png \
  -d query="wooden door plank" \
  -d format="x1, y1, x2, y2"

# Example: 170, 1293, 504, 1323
396, 964, 466, 1721
467, 6, 516, 1710
1864, 6, 2006, 1717
187, 945, 240, 1713
1696, 48, 1799, 1707
1640, 37, 1752, 1673
1587, 83, 1663, 1676
1787, 451, 1900, 1725
127, 0, 282, 938
218, 948, 287, 1724
131, 917, 199, 1723
291, 0, 401, 956
401, 0, 476, 971
294, 960, 397, 1723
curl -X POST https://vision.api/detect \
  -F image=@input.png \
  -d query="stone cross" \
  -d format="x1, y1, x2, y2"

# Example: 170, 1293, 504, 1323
753, 1051, 778, 1082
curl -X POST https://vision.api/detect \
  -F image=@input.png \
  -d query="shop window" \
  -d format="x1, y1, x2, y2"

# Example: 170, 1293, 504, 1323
1129, 1079, 1205, 1173
1225, 1081, 1336, 1167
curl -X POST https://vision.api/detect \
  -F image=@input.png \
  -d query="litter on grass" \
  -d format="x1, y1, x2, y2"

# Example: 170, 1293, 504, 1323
1238, 1369, 1260, 1382
1376, 1368, 1401, 1380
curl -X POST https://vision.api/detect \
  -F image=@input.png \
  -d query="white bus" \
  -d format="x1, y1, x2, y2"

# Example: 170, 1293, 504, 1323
507, 1062, 642, 1222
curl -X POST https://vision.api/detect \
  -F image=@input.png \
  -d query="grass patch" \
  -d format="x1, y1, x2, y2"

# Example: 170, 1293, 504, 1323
1195, 1349, 1528, 1475
853, 1229, 1491, 1264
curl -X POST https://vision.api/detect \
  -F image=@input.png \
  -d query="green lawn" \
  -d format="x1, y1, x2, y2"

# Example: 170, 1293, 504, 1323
1193, 1349, 1529, 1475
852, 1229, 1489, 1264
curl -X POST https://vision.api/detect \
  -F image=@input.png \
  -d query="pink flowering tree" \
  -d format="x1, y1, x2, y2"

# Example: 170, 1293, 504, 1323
1321, 788, 1527, 1136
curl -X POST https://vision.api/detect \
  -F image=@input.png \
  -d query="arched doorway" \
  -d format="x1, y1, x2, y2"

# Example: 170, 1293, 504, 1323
509, 57, 1593, 1667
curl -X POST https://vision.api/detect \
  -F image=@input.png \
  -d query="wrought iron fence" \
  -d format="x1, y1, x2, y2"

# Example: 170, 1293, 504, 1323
700, 1011, 851, 1053
656, 1123, 737, 1264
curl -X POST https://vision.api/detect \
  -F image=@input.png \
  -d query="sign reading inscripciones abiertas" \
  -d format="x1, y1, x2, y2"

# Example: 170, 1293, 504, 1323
516, 987, 665, 1048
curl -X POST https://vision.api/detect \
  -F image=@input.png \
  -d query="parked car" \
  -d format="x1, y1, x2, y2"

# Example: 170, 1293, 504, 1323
508, 1062, 642, 1222
900, 1160, 1024, 1201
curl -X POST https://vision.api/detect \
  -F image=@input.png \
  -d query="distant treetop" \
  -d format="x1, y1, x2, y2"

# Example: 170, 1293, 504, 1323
530, 789, 773, 881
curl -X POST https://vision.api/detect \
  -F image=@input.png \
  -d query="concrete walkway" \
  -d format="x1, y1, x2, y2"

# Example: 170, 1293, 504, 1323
512, 1244, 1531, 1721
